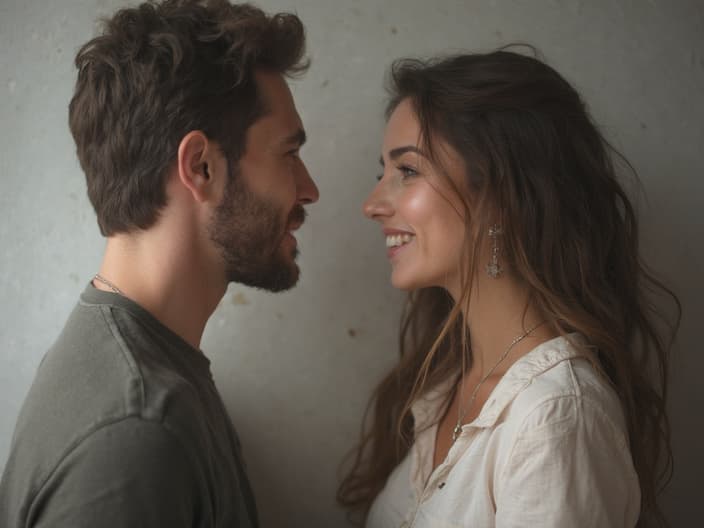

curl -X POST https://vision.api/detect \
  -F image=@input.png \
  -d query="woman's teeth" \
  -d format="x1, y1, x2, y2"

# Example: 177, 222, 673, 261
386, 234, 415, 248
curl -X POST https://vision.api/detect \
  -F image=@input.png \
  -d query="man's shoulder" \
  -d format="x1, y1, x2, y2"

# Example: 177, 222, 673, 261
0, 415, 203, 526
41, 296, 212, 422
19, 301, 147, 445
4, 299, 213, 506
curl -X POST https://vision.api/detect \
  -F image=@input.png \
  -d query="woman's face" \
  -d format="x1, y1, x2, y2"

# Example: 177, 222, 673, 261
363, 99, 467, 292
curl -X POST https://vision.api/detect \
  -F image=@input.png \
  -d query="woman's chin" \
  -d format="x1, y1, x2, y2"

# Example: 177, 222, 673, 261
390, 272, 423, 292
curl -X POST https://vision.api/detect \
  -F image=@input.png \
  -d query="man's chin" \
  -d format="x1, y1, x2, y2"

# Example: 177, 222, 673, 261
228, 259, 300, 292
261, 265, 299, 292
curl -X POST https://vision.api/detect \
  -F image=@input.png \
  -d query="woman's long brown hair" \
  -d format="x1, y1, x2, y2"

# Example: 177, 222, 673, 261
338, 49, 681, 526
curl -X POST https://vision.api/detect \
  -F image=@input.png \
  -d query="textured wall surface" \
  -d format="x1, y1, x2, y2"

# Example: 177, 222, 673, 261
1, 0, 702, 526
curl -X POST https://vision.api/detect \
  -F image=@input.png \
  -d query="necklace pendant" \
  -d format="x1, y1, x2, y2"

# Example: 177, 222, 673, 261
452, 423, 462, 442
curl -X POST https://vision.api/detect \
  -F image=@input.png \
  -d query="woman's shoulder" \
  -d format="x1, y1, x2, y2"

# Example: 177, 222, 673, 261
502, 350, 628, 445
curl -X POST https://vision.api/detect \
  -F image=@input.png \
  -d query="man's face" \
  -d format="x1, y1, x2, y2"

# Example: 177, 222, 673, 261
209, 70, 319, 292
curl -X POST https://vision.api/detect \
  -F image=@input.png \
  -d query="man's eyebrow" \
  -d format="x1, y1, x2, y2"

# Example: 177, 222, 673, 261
379, 145, 426, 165
283, 128, 306, 148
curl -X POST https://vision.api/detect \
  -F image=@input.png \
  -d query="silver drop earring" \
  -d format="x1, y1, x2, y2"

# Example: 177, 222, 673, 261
486, 224, 503, 278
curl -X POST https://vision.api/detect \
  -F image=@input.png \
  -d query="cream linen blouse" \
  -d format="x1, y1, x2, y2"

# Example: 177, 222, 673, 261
366, 334, 640, 528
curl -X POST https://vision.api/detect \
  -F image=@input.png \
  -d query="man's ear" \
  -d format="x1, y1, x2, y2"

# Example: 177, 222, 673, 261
177, 130, 218, 203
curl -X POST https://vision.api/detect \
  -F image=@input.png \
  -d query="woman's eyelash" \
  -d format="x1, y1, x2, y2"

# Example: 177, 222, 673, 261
398, 165, 418, 177
375, 165, 418, 182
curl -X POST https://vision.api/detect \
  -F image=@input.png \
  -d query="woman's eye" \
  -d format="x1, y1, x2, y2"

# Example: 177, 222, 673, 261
399, 165, 418, 178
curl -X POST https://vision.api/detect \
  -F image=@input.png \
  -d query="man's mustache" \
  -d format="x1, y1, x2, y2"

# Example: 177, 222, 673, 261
287, 204, 307, 228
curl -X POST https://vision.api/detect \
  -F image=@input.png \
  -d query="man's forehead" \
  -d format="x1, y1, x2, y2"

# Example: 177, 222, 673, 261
250, 103, 305, 147
255, 69, 295, 112
245, 71, 305, 148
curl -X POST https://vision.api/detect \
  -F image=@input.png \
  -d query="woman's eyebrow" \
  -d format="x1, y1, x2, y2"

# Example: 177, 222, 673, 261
380, 145, 427, 166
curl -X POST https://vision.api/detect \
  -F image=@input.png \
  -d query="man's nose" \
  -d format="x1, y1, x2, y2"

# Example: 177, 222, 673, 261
297, 161, 319, 204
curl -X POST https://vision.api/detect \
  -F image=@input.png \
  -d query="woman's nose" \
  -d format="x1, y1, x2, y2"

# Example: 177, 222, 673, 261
362, 179, 393, 220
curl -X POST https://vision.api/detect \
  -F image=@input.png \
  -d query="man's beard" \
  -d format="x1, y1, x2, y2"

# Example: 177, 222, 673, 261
208, 167, 305, 292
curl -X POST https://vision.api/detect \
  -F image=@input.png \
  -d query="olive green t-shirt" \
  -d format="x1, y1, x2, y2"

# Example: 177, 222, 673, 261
0, 285, 258, 527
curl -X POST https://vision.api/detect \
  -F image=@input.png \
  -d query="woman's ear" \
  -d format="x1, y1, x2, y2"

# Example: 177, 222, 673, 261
177, 130, 216, 203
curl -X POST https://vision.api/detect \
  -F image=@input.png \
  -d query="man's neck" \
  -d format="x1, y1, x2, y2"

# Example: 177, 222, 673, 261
95, 231, 226, 350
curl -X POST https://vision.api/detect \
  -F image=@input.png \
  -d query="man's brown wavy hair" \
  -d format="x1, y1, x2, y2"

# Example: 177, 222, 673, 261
69, 0, 308, 236
338, 49, 681, 527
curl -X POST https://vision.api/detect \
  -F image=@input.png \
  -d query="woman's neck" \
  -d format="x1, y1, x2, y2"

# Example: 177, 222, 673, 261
454, 273, 557, 376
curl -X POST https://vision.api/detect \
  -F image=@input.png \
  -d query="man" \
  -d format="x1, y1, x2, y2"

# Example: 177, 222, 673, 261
0, 1, 318, 526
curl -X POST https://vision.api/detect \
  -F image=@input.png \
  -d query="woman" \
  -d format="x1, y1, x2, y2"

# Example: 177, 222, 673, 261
338, 50, 680, 527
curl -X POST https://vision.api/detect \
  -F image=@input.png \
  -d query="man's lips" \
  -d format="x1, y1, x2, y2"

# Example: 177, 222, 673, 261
280, 206, 307, 249
287, 205, 307, 231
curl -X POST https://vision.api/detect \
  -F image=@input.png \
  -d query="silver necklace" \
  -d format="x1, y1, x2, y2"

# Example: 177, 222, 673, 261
452, 321, 546, 442
93, 273, 124, 296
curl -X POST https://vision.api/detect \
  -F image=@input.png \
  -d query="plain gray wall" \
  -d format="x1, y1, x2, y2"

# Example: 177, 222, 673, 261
1, 0, 702, 526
